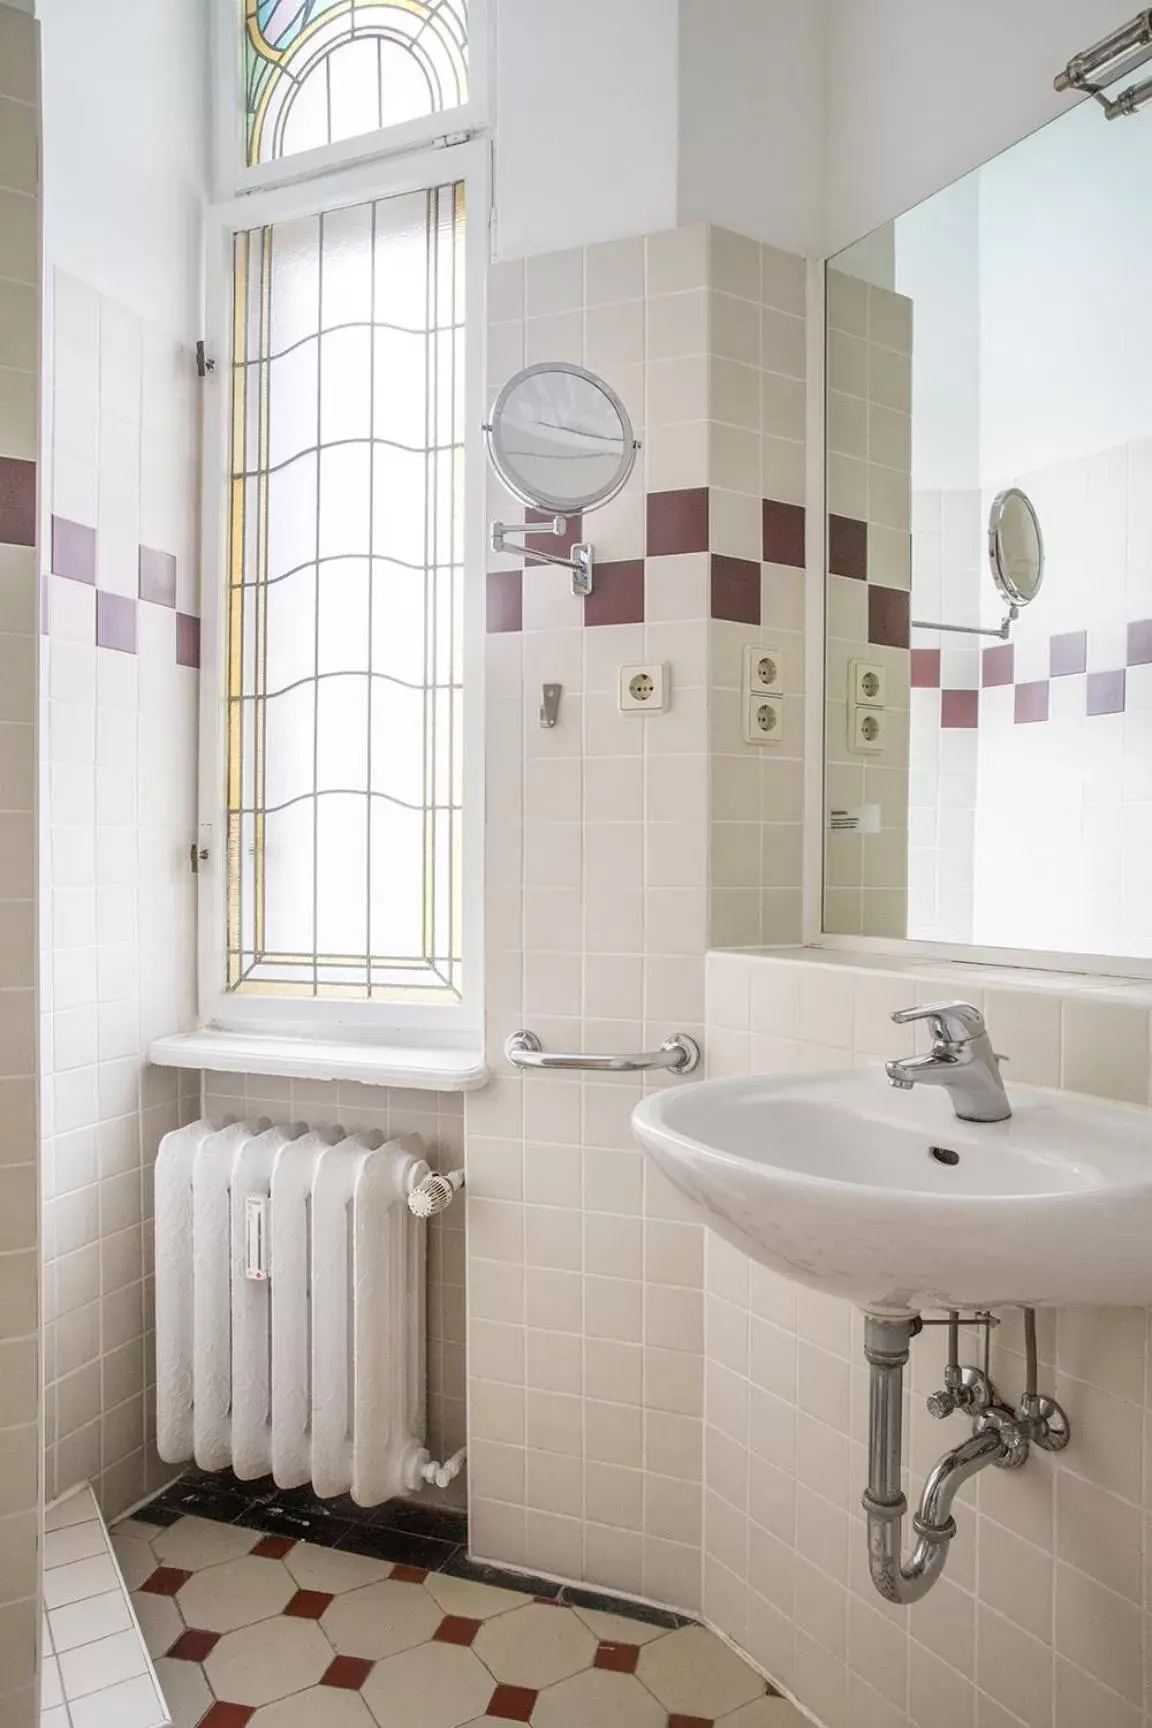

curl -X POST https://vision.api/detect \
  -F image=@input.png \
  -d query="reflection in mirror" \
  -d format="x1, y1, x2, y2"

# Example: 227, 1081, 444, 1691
823, 94, 1152, 961
485, 362, 637, 515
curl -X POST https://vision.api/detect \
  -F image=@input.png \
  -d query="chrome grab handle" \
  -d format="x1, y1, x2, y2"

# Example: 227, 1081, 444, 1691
504, 1030, 700, 1075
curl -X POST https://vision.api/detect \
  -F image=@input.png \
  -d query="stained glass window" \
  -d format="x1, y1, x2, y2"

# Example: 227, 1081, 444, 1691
246, 0, 469, 166
226, 182, 465, 1003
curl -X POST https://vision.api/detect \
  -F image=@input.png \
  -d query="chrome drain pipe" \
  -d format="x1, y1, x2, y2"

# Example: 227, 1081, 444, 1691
862, 1314, 1014, 1604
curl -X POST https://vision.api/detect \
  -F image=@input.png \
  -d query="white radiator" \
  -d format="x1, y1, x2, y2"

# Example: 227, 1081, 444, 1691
155, 1117, 454, 1505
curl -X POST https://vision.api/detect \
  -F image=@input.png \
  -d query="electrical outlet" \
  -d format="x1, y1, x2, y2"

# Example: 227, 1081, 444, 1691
851, 704, 886, 753
744, 644, 784, 696
850, 659, 886, 706
745, 694, 784, 745
619, 662, 669, 713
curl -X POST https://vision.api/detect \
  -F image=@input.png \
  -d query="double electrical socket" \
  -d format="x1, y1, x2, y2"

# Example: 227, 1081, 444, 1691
743, 643, 785, 745
850, 658, 887, 754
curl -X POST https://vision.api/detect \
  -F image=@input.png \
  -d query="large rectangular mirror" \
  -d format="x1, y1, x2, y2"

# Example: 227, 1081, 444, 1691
823, 97, 1152, 962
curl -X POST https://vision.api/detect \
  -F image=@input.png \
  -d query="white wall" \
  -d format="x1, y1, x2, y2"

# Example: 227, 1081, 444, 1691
677, 0, 825, 257
824, 0, 1127, 254
895, 175, 981, 493
36, 0, 209, 341
492, 0, 679, 261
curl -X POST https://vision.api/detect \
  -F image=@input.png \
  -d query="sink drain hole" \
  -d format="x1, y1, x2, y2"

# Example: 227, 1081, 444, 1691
929, 1145, 960, 1167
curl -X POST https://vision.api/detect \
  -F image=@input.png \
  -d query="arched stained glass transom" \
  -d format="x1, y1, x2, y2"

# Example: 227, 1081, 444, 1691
245, 0, 469, 166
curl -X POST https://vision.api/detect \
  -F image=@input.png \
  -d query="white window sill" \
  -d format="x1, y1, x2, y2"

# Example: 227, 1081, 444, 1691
148, 1028, 489, 1092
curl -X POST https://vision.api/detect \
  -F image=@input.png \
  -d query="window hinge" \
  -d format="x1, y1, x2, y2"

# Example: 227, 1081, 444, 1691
435, 128, 473, 149
190, 840, 211, 873
196, 341, 216, 378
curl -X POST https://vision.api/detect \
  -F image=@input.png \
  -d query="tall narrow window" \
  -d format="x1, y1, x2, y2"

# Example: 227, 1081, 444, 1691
226, 182, 465, 1004
245, 1, 469, 166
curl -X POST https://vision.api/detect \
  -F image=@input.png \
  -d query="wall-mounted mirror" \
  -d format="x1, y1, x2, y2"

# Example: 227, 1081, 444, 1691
485, 362, 637, 514
823, 94, 1152, 962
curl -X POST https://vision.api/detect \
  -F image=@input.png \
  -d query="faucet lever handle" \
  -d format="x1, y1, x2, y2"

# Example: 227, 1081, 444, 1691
890, 1000, 987, 1044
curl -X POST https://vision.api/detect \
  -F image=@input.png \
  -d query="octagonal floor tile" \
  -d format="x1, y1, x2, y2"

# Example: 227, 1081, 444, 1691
284, 1543, 392, 1595
178, 1555, 295, 1633
637, 1624, 765, 1718
154, 1516, 262, 1573
423, 1574, 526, 1622
322, 1578, 441, 1660
204, 1615, 333, 1707
569, 1607, 669, 1646
250, 1687, 377, 1725
110, 1531, 159, 1590
130, 1588, 182, 1657
153, 1654, 213, 1728
718, 1701, 807, 1726
362, 1641, 495, 1728
530, 1668, 666, 1727
472, 1604, 596, 1689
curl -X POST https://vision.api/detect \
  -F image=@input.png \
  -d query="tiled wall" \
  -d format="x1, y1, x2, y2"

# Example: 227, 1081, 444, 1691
824, 267, 913, 941
200, 1071, 468, 1463
704, 945, 1152, 1728
467, 223, 812, 1609
40, 271, 202, 1518
0, 5, 41, 1719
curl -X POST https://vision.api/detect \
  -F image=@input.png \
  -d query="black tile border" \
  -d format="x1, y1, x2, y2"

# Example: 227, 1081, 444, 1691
136, 1470, 697, 1631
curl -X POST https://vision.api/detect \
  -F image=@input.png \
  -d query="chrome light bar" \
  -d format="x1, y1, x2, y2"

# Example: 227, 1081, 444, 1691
1055, 9, 1152, 117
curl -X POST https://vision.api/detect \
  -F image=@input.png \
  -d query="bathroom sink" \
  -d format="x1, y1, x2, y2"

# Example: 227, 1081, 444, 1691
631, 1068, 1152, 1312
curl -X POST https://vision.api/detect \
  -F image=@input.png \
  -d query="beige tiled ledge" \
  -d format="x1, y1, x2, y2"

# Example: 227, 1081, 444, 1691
149, 1028, 489, 1091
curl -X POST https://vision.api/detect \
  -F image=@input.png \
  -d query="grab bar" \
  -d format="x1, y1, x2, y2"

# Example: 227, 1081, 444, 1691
504, 1029, 700, 1075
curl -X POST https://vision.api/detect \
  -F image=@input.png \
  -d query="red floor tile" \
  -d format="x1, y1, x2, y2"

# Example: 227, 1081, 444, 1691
390, 1563, 429, 1583
284, 1588, 334, 1619
434, 1614, 482, 1646
251, 1535, 296, 1559
321, 1656, 375, 1690
200, 1708, 256, 1728
166, 1628, 220, 1662
488, 1684, 539, 1721
139, 1566, 192, 1596
668, 1717, 714, 1728
594, 1641, 639, 1672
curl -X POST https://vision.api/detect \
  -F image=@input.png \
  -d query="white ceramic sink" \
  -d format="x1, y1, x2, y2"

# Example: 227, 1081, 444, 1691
631, 1068, 1152, 1312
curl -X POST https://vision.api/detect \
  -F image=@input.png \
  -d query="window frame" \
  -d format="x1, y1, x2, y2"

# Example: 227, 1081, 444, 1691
211, 0, 491, 198
197, 138, 490, 1046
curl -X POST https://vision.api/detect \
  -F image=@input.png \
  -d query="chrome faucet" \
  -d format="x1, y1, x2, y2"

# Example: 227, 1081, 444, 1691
885, 1001, 1011, 1123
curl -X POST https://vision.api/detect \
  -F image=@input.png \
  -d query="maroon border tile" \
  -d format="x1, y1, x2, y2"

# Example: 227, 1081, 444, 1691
96, 591, 137, 654
982, 644, 1014, 687
177, 612, 201, 668
827, 513, 867, 581
1050, 630, 1087, 677
1087, 669, 1125, 716
0, 457, 35, 548
167, 1629, 221, 1661
51, 516, 96, 584
941, 689, 978, 729
321, 1656, 375, 1689
487, 1685, 539, 1722
648, 487, 708, 557
138, 544, 177, 607
762, 498, 805, 568
1014, 680, 1049, 724
868, 585, 909, 650
486, 569, 522, 634
910, 648, 941, 689
1128, 619, 1152, 667
585, 559, 644, 627
710, 553, 760, 625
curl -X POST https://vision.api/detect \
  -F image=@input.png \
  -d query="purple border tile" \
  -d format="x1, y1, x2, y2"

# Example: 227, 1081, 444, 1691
1050, 630, 1087, 677
0, 458, 35, 547
827, 514, 867, 581
1128, 620, 1152, 667
911, 649, 941, 689
710, 554, 760, 625
1087, 669, 1125, 716
96, 591, 137, 654
762, 498, 806, 568
648, 488, 709, 558
486, 570, 522, 634
585, 560, 644, 627
52, 516, 97, 585
941, 689, 978, 729
139, 545, 178, 607
1014, 680, 1049, 724
982, 644, 1014, 687
176, 613, 201, 668
868, 585, 909, 650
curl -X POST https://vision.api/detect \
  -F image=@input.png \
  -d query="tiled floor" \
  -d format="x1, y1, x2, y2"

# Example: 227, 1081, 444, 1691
111, 1508, 807, 1727
42, 1487, 169, 1728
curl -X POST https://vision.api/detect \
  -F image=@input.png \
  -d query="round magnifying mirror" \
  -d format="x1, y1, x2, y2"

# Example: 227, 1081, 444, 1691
989, 487, 1044, 608
485, 362, 637, 515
